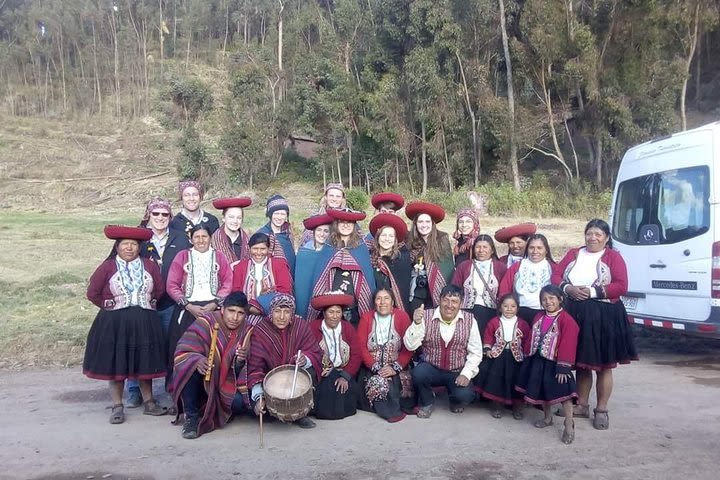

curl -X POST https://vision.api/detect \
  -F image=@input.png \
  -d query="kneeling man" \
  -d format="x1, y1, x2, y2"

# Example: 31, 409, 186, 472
404, 285, 483, 418
170, 291, 253, 439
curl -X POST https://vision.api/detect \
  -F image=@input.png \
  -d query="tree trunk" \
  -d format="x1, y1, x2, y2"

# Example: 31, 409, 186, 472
498, 0, 520, 191
541, 63, 572, 179
440, 122, 454, 192
420, 119, 428, 195
456, 51, 481, 187
594, 133, 603, 187
681, 2, 700, 131
57, 25, 67, 113
159, 0, 165, 78
347, 131, 353, 188
277, 1, 284, 71
223, 0, 229, 54
91, 22, 102, 115
335, 147, 343, 186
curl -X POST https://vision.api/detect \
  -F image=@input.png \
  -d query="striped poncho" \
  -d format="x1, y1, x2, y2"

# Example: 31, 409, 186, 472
247, 315, 323, 391
170, 312, 252, 436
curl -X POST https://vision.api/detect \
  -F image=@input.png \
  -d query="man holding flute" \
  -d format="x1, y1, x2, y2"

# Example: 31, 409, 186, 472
169, 291, 253, 439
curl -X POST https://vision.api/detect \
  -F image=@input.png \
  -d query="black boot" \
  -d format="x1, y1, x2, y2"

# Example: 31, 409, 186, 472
182, 415, 200, 439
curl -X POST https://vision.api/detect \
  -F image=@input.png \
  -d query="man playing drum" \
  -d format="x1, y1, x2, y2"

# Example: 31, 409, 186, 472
404, 285, 483, 418
169, 291, 254, 439
247, 293, 323, 429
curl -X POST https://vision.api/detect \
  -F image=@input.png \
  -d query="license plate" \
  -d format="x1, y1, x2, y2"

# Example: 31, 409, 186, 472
620, 296, 638, 310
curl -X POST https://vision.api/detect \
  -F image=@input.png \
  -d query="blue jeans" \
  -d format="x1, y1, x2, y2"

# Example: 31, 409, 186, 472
412, 362, 476, 408
128, 305, 174, 393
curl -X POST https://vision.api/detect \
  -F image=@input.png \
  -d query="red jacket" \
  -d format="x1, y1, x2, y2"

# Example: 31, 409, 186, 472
310, 319, 362, 377
87, 257, 163, 310
231, 257, 293, 301
552, 247, 628, 301
525, 310, 579, 367
356, 308, 413, 369
451, 258, 507, 308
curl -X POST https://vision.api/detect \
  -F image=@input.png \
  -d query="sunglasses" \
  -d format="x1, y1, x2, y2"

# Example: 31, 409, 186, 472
150, 211, 170, 217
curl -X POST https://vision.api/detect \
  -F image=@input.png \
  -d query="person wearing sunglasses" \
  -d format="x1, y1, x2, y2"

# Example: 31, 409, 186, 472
124, 197, 190, 408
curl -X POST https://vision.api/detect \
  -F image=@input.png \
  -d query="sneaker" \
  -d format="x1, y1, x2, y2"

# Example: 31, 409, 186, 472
182, 415, 200, 439
294, 416, 316, 429
126, 389, 143, 408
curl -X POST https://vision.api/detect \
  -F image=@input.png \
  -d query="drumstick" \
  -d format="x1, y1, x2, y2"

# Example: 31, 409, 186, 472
259, 408, 264, 449
290, 349, 302, 397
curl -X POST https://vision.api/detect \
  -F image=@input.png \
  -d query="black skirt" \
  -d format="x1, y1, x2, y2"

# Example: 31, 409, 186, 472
470, 304, 497, 335
515, 355, 577, 405
565, 299, 639, 370
475, 349, 524, 405
83, 306, 166, 381
357, 366, 415, 420
313, 369, 358, 420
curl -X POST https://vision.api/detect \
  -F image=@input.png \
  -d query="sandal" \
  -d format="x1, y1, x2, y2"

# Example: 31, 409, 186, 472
450, 406, 464, 414
556, 403, 590, 418
109, 404, 125, 424
562, 420, 575, 444
416, 405, 434, 419
593, 408, 609, 430
512, 406, 524, 420
491, 408, 503, 419
143, 400, 169, 416
533, 417, 553, 428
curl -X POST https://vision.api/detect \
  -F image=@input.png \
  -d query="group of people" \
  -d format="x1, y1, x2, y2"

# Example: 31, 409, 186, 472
82, 180, 638, 445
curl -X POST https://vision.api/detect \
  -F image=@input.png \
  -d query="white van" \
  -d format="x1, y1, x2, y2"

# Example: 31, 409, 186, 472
609, 121, 720, 337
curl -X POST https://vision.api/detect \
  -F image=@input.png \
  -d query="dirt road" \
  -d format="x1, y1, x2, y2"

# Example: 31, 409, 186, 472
2, 330, 719, 480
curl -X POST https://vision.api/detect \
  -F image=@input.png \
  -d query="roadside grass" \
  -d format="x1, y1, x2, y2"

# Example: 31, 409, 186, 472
0, 208, 586, 368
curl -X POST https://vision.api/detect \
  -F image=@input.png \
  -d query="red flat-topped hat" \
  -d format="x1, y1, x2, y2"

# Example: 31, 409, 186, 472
405, 201, 445, 224
327, 208, 366, 222
212, 197, 252, 210
369, 213, 408, 242
310, 293, 355, 311
303, 213, 333, 230
371, 192, 405, 210
494, 223, 537, 243
104, 225, 153, 241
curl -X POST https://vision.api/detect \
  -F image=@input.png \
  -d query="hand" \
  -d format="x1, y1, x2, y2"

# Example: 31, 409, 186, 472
321, 367, 333, 377
334, 377, 349, 394
235, 345, 248, 362
378, 365, 397, 378
186, 304, 204, 318
556, 373, 570, 384
296, 352, 307, 366
195, 357, 209, 375
413, 307, 425, 325
455, 375, 470, 387
200, 301, 218, 312
254, 396, 265, 416
260, 285, 277, 295
566, 286, 589, 301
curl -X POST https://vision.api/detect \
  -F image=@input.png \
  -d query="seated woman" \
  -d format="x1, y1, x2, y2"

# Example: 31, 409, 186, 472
309, 293, 361, 420
169, 291, 254, 439
248, 293, 323, 429
498, 233, 555, 322
368, 213, 412, 314
356, 288, 414, 422
83, 225, 168, 424
405, 201, 454, 311
294, 213, 332, 317
166, 224, 233, 383
452, 234, 507, 335
308, 208, 376, 327
257, 194, 297, 272
453, 208, 480, 267
231, 232, 293, 303
210, 196, 253, 268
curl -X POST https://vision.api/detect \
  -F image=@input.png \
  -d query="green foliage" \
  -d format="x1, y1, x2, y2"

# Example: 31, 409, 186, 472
177, 124, 209, 180
345, 189, 369, 211
165, 76, 214, 123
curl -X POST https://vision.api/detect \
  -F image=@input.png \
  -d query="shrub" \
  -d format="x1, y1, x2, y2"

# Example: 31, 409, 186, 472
345, 189, 369, 211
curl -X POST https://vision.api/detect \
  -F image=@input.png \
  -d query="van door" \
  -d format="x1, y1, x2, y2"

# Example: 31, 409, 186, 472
612, 151, 713, 322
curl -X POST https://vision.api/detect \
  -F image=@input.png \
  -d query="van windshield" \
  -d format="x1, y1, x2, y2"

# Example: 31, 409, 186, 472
613, 166, 710, 244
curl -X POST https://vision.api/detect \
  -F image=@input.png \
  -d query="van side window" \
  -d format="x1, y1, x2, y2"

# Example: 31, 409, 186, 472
613, 166, 709, 245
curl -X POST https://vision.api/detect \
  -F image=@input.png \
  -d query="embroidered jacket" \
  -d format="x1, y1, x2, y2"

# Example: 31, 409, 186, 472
451, 258, 507, 309
483, 316, 531, 362
231, 257, 293, 302
166, 249, 233, 305
309, 319, 362, 378
87, 257, 163, 311
525, 310, 579, 368
552, 247, 628, 302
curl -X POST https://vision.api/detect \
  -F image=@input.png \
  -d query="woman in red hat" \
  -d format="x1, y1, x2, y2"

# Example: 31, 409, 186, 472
451, 234, 507, 334
309, 293, 362, 420
405, 201, 454, 311
210, 197, 253, 267
498, 233, 555, 322
307, 208, 376, 326
368, 213, 412, 314
495, 223, 537, 268
356, 288, 415, 422
166, 223, 233, 384
231, 231, 293, 303
294, 213, 333, 317
83, 226, 169, 424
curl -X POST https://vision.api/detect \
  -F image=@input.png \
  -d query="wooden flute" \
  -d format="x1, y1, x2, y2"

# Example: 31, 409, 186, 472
204, 323, 220, 382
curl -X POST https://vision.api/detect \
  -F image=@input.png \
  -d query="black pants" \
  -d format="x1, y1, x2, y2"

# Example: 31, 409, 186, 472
180, 371, 249, 419
412, 362, 475, 408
